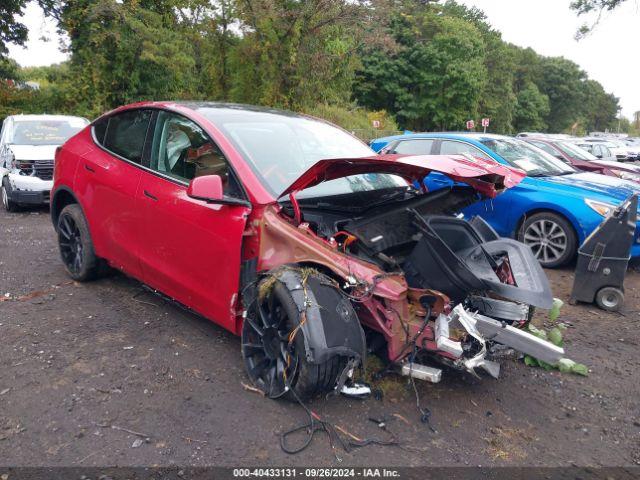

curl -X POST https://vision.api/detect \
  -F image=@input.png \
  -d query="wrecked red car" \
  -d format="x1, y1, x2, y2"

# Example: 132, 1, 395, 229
51, 102, 564, 400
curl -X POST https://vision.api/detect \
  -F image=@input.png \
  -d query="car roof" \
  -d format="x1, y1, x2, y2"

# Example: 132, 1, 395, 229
524, 136, 570, 144
373, 132, 511, 144
114, 101, 312, 120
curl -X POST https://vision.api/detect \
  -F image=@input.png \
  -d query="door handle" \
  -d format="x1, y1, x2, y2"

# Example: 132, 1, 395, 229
84, 164, 95, 173
143, 190, 158, 201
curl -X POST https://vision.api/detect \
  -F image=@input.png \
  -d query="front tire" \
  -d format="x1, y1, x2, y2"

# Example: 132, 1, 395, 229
242, 276, 347, 401
2, 177, 20, 212
57, 204, 101, 281
519, 212, 577, 268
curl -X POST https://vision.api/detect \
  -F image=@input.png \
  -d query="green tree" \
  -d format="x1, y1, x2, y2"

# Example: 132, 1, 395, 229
571, 0, 628, 13
49, 0, 197, 116
571, 0, 629, 37
0, 0, 29, 58
513, 82, 550, 132
0, 57, 20, 79
536, 57, 586, 132
580, 79, 619, 132
230, 0, 363, 108
354, 7, 487, 130
440, 1, 516, 132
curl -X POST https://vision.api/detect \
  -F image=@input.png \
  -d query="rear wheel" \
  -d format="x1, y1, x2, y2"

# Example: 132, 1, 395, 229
57, 204, 101, 281
519, 212, 577, 268
595, 287, 624, 312
242, 277, 347, 401
1, 177, 19, 212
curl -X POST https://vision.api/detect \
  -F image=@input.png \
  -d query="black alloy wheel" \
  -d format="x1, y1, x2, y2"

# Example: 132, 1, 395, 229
58, 212, 84, 275
242, 294, 299, 399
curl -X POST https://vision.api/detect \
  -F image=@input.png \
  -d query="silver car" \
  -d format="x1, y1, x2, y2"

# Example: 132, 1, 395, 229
0, 114, 89, 211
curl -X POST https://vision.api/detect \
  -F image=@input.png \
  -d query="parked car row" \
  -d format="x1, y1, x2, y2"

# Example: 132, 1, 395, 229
371, 132, 640, 268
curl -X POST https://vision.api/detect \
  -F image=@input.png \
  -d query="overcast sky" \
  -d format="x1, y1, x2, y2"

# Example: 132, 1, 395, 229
7, 0, 640, 118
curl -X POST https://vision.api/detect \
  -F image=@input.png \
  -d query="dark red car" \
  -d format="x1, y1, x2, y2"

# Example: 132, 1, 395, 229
524, 137, 640, 183
51, 102, 563, 400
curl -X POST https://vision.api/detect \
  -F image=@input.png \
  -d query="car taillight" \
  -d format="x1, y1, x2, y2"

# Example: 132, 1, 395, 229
55, 146, 61, 162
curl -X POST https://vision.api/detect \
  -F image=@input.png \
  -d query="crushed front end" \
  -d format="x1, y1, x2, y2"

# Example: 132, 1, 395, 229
251, 154, 565, 396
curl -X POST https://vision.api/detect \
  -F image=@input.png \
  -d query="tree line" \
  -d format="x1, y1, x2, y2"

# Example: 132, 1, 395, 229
1, 0, 637, 136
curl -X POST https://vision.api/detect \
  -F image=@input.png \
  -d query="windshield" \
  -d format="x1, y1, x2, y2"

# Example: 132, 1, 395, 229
556, 141, 597, 161
10, 119, 87, 146
198, 107, 406, 198
481, 137, 576, 177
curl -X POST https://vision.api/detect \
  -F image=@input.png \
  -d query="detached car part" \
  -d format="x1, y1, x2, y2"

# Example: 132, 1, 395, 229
403, 213, 553, 309
570, 194, 637, 311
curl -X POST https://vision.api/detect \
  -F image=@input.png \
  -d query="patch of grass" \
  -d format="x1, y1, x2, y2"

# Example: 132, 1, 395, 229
257, 275, 278, 300
359, 354, 409, 401
483, 427, 529, 460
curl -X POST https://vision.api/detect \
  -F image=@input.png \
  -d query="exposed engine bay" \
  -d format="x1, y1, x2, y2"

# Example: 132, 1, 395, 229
272, 184, 561, 382
247, 155, 565, 402
284, 185, 552, 311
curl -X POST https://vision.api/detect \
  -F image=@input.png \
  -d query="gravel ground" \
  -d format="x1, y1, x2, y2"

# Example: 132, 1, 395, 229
1, 206, 639, 467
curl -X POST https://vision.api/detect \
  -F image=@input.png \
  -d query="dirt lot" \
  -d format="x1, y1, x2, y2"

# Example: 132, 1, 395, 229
1, 206, 639, 468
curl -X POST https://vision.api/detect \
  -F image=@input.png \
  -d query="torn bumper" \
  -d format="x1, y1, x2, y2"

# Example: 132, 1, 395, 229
436, 305, 565, 377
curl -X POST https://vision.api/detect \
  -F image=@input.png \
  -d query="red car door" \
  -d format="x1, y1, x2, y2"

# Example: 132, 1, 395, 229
137, 110, 250, 332
74, 110, 152, 278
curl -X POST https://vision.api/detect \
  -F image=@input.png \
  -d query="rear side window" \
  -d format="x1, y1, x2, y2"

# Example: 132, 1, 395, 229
529, 141, 556, 156
93, 117, 108, 144
99, 110, 152, 164
440, 140, 490, 159
392, 139, 434, 155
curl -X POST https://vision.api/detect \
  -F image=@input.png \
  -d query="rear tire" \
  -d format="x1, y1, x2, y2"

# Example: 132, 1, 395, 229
57, 204, 101, 281
242, 276, 347, 401
519, 212, 577, 268
2, 177, 20, 212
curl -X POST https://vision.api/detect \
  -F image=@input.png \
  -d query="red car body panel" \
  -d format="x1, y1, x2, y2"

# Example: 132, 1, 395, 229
52, 101, 526, 359
280, 154, 525, 199
73, 130, 145, 278
136, 174, 250, 333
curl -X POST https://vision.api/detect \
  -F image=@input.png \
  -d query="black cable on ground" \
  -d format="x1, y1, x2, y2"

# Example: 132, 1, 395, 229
280, 383, 349, 459
280, 379, 399, 459
408, 346, 437, 433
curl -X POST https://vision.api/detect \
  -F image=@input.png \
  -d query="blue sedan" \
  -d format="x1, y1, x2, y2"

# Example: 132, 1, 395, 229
370, 132, 640, 268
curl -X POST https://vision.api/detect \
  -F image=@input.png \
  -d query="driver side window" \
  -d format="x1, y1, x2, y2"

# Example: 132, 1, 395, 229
149, 111, 242, 197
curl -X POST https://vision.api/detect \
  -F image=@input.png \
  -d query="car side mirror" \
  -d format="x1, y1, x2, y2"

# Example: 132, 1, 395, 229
596, 154, 603, 159
186, 175, 250, 207
187, 175, 224, 202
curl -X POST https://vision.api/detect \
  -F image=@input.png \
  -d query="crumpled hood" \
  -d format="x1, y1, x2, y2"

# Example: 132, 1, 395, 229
7, 144, 58, 161
279, 154, 525, 199
543, 171, 640, 202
